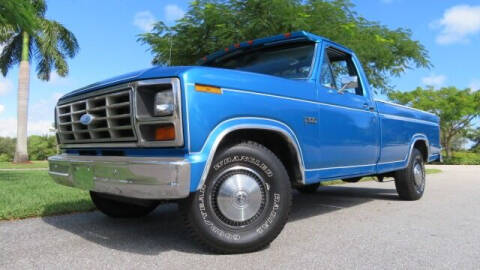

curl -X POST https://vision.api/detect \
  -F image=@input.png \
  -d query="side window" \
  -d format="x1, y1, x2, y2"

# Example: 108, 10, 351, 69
320, 47, 363, 96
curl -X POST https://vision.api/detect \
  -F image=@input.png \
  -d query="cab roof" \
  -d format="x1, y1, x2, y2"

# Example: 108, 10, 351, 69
198, 31, 354, 65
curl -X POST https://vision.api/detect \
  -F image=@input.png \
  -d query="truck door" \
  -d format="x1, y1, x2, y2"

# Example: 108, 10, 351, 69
311, 42, 380, 179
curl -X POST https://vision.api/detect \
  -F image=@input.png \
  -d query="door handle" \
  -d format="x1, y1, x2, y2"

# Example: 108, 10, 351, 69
363, 103, 375, 111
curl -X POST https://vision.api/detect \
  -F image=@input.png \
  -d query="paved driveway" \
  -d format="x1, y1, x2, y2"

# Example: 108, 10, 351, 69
1, 165, 479, 269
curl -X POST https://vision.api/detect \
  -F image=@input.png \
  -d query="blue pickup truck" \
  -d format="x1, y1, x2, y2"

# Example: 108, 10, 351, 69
49, 31, 441, 253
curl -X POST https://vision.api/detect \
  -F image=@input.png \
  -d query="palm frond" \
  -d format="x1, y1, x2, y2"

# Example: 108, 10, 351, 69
0, 1, 79, 80
0, 26, 15, 43
33, 33, 52, 80
52, 51, 68, 76
50, 21, 79, 58
32, 0, 47, 17
0, 0, 38, 33
35, 54, 52, 80
0, 32, 22, 76
33, 18, 78, 80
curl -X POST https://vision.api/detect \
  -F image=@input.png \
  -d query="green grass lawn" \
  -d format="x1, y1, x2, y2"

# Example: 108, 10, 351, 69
0, 170, 94, 220
0, 167, 442, 221
0, 160, 48, 169
425, 168, 442, 174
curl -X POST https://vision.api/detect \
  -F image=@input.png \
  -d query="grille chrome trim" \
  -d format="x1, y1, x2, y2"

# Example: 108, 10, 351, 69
56, 89, 136, 144
55, 78, 184, 148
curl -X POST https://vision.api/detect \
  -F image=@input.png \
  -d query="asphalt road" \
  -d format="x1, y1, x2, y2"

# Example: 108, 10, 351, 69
1, 165, 479, 269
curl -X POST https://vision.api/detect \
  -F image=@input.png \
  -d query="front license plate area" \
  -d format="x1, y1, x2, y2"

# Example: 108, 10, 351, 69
72, 164, 94, 190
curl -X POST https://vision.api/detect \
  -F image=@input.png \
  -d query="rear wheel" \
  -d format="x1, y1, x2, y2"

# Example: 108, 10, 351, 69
394, 148, 426, 200
90, 192, 158, 218
181, 141, 292, 254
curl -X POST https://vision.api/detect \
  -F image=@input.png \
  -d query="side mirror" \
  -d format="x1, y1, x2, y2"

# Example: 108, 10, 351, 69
338, 76, 358, 93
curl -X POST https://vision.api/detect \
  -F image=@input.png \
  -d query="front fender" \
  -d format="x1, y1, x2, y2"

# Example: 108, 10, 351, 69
187, 117, 305, 191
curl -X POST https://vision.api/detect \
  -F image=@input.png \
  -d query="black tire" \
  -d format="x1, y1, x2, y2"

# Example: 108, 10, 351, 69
342, 177, 362, 183
90, 192, 159, 218
394, 148, 426, 200
181, 141, 292, 254
295, 183, 320, 193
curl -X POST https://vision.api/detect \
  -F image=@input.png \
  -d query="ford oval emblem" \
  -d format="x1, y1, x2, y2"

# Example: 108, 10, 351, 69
79, 114, 94, 125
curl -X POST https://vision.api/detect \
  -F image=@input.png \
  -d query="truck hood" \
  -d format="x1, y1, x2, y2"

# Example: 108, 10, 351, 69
59, 65, 317, 103
59, 66, 195, 101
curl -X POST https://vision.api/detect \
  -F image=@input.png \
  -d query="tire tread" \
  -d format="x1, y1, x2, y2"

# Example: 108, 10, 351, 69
394, 148, 425, 201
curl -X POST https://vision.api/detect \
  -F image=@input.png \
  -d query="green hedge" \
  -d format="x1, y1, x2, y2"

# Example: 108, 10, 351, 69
0, 135, 57, 162
0, 137, 15, 162
442, 151, 480, 165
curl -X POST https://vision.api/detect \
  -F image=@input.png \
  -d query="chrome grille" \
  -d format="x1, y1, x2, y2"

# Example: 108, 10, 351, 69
56, 90, 136, 144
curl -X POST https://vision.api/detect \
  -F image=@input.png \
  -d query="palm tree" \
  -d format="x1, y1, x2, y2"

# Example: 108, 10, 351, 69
0, 0, 79, 163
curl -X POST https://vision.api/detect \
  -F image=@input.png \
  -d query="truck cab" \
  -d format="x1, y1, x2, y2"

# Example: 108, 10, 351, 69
49, 31, 441, 253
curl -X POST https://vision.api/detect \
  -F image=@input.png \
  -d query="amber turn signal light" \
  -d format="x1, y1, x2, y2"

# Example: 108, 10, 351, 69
195, 84, 222, 94
154, 124, 175, 141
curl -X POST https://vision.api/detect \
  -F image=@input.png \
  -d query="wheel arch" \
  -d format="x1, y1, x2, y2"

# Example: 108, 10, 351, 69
193, 118, 305, 191
409, 134, 430, 162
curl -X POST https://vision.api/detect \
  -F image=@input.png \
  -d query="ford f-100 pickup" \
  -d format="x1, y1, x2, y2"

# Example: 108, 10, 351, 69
48, 31, 441, 253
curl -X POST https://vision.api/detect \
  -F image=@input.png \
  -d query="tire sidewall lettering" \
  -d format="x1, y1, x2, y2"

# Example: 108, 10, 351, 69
213, 155, 273, 178
256, 193, 280, 234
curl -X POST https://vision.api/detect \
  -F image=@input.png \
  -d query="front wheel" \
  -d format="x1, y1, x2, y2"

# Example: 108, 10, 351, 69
181, 141, 292, 254
394, 148, 426, 200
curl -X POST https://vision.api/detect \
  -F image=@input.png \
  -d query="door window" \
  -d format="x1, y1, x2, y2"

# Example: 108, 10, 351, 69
320, 47, 363, 96
320, 52, 336, 89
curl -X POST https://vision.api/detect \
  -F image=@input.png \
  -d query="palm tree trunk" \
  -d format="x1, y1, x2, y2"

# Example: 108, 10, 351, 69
13, 32, 30, 163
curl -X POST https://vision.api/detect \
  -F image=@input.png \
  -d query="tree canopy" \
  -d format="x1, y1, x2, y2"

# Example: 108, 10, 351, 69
388, 87, 480, 159
467, 128, 480, 152
138, 0, 431, 93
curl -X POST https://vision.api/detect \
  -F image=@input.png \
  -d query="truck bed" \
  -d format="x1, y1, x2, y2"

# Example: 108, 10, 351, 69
375, 100, 441, 174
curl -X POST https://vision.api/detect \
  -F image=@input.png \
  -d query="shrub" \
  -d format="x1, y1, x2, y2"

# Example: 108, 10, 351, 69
0, 153, 11, 162
28, 135, 58, 160
0, 137, 15, 162
0, 135, 58, 161
442, 151, 480, 165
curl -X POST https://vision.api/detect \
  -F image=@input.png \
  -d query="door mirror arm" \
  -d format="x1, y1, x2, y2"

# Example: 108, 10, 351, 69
338, 76, 358, 94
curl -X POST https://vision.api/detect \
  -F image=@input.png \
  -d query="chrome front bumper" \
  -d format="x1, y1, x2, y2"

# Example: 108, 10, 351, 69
48, 155, 190, 199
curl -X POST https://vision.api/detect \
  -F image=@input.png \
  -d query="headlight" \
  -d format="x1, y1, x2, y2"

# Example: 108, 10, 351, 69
154, 90, 174, 116
134, 78, 184, 147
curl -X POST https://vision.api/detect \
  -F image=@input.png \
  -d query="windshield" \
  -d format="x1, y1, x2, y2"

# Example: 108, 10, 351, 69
203, 42, 316, 79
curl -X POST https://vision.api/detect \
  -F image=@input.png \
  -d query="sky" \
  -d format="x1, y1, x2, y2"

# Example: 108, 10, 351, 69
0, 0, 479, 137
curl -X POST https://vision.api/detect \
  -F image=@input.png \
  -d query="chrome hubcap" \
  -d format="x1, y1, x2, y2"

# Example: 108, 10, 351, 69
215, 167, 265, 224
413, 161, 425, 190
